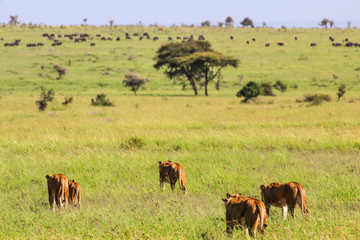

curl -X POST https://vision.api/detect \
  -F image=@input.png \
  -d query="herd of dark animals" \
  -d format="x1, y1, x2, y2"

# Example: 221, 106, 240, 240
1, 32, 359, 48
47, 161, 310, 238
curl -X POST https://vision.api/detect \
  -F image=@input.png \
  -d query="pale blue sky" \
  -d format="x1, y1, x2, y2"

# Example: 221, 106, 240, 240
0, 0, 359, 28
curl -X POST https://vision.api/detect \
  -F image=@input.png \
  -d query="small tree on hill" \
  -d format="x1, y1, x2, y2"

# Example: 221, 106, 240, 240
201, 20, 211, 27
225, 16, 234, 27
319, 18, 330, 28
9, 15, 19, 25
109, 19, 114, 27
123, 72, 146, 96
236, 81, 262, 102
240, 17, 254, 28
91, 94, 114, 106
337, 84, 346, 101
273, 80, 287, 95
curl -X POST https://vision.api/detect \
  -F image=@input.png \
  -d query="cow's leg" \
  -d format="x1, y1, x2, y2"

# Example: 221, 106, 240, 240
170, 179, 177, 191
282, 205, 288, 220
288, 201, 296, 217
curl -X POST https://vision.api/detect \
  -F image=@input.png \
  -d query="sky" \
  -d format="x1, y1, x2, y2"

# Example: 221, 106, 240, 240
0, 0, 359, 28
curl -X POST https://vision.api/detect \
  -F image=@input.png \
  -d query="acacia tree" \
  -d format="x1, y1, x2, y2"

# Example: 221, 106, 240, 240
240, 17, 254, 28
180, 51, 239, 96
225, 16, 234, 27
154, 41, 239, 96
123, 72, 146, 96
154, 41, 212, 95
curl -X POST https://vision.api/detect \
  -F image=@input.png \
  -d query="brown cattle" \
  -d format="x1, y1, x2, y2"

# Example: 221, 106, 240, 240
68, 180, 81, 208
260, 182, 310, 219
46, 174, 69, 211
158, 160, 187, 195
222, 193, 267, 238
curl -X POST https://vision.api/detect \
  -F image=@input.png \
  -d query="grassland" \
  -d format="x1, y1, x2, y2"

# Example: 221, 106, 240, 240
0, 25, 360, 239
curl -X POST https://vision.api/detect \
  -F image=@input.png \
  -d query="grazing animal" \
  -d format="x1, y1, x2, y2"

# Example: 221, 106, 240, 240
252, 38, 256, 42
230, 36, 234, 40
46, 174, 69, 211
310, 43, 317, 46
168, 36, 173, 41
329, 36, 334, 41
295, 36, 298, 40
277, 42, 284, 46
260, 182, 310, 219
158, 160, 187, 195
90, 43, 96, 46
265, 43, 270, 47
222, 193, 267, 238
116, 37, 120, 41
246, 41, 250, 44
68, 179, 81, 208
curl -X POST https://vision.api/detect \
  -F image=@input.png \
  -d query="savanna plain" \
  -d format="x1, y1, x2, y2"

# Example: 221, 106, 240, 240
0, 25, 360, 239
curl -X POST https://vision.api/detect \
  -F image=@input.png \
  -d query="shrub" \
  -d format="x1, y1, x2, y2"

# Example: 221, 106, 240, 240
304, 93, 332, 105
62, 96, 73, 106
260, 82, 275, 96
236, 81, 262, 102
53, 64, 67, 79
121, 137, 145, 150
123, 72, 146, 96
91, 94, 114, 106
35, 86, 54, 111
273, 80, 287, 95
337, 84, 346, 101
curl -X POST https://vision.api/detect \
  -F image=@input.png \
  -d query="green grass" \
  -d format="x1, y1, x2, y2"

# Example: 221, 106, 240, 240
0, 25, 360, 239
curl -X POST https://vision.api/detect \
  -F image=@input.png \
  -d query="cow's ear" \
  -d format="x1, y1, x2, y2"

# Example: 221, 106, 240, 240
222, 198, 227, 203
168, 160, 172, 163
226, 193, 231, 198
260, 184, 265, 190
158, 161, 162, 165
72, 179, 76, 183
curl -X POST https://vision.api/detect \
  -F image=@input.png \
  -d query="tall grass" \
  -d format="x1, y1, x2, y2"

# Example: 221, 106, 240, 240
0, 26, 359, 239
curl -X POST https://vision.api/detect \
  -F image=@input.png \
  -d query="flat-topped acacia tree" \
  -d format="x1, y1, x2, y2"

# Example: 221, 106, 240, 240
154, 40, 239, 96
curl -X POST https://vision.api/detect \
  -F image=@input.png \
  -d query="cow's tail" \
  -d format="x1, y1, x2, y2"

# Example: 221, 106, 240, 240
256, 201, 267, 234
178, 167, 187, 195
297, 184, 310, 218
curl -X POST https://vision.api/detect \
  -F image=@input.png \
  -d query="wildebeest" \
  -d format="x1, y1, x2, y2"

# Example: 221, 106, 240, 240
265, 43, 270, 47
101, 37, 106, 40
96, 34, 101, 37
198, 35, 205, 40
116, 37, 120, 41
133, 33, 139, 36
153, 36, 159, 41
37, 42, 44, 46
329, 36, 334, 41
90, 43, 96, 46
345, 42, 353, 47
332, 43, 342, 47
344, 38, 349, 42
246, 41, 250, 44
310, 43, 317, 46
176, 36, 181, 40
252, 38, 256, 42
26, 43, 36, 47
42, 33, 49, 37
295, 36, 298, 40
230, 36, 234, 40
58, 34, 62, 38
0, 37, 3, 41
277, 42, 284, 46
168, 36, 173, 41
107, 37, 112, 41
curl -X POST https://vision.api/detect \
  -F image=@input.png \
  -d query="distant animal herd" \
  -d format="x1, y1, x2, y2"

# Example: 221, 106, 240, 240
47, 160, 310, 238
1, 31, 359, 49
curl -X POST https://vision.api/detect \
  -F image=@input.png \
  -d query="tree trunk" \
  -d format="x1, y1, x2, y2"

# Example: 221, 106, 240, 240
188, 76, 198, 95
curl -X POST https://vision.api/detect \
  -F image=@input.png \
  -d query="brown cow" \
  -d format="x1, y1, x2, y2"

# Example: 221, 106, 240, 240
46, 174, 69, 211
260, 182, 310, 219
158, 160, 187, 195
68, 179, 81, 208
222, 193, 267, 238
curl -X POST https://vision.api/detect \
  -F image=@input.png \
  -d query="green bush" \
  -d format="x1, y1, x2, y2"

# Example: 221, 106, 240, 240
304, 93, 332, 105
91, 94, 114, 106
260, 82, 275, 96
236, 81, 262, 102
35, 86, 54, 111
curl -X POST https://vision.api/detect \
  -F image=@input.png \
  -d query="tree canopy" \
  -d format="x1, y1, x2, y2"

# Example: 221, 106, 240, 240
154, 41, 239, 96
240, 17, 254, 28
